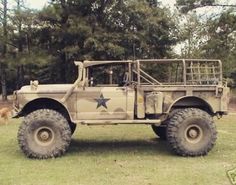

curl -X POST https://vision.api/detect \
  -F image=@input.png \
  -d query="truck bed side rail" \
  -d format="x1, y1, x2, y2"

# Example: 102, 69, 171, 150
137, 59, 223, 86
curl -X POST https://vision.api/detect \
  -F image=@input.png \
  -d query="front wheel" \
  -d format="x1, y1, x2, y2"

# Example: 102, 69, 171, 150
69, 122, 77, 135
166, 108, 217, 156
17, 109, 72, 159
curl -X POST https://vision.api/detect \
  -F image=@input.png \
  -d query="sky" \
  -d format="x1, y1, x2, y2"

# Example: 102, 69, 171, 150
7, 0, 48, 10
8, 0, 236, 12
20, 0, 236, 17
24, 0, 49, 9
19, 0, 177, 10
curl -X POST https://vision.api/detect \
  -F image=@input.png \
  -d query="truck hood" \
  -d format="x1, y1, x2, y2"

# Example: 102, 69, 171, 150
18, 84, 73, 94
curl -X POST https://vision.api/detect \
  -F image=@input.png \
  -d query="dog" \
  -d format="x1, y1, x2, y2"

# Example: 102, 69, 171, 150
0, 107, 12, 125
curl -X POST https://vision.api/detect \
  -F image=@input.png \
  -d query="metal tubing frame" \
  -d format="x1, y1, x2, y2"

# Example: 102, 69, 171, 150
82, 59, 223, 87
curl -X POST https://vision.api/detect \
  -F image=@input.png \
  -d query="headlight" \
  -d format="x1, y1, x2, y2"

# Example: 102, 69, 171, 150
218, 87, 223, 93
12, 90, 17, 100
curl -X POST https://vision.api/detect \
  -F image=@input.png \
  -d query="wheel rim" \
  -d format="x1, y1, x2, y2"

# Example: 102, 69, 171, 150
184, 124, 203, 144
34, 127, 55, 146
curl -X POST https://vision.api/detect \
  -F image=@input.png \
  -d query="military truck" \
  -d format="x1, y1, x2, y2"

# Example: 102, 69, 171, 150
13, 59, 230, 159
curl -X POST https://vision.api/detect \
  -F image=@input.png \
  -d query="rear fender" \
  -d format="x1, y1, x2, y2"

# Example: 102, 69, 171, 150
167, 96, 214, 115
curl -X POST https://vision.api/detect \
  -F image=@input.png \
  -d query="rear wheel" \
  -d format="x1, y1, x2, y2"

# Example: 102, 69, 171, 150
17, 109, 72, 159
151, 124, 167, 140
151, 109, 181, 140
166, 108, 217, 156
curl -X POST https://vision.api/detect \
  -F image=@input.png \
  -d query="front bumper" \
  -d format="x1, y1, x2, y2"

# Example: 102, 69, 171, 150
11, 107, 20, 118
12, 90, 20, 118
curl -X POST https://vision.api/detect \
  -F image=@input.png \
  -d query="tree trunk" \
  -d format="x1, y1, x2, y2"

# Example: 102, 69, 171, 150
0, 66, 7, 101
16, 65, 20, 90
17, 0, 23, 52
1, 0, 8, 101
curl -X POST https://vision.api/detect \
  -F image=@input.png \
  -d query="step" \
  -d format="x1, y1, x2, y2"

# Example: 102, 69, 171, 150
78, 119, 161, 125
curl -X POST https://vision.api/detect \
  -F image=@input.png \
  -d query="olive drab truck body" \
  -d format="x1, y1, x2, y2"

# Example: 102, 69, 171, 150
13, 59, 230, 158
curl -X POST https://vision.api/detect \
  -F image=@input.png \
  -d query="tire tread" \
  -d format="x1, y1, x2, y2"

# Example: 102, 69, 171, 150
17, 109, 71, 159
167, 108, 217, 156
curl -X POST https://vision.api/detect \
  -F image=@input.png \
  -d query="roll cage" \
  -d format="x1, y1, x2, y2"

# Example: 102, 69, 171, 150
76, 59, 224, 87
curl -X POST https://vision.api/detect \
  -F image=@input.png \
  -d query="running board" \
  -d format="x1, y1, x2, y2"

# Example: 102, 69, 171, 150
77, 119, 161, 125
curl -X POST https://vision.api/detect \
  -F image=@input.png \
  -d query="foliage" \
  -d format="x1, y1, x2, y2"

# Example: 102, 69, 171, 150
1, 0, 236, 95
199, 10, 236, 77
37, 0, 177, 81
176, 0, 236, 13
175, 0, 236, 83
0, 0, 178, 95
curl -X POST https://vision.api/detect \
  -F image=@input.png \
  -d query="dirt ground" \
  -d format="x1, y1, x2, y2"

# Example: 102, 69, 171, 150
0, 100, 12, 109
0, 95, 13, 109
229, 97, 236, 112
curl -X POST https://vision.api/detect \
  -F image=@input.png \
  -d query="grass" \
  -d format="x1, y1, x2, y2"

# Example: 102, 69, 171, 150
0, 116, 236, 185
231, 88, 236, 95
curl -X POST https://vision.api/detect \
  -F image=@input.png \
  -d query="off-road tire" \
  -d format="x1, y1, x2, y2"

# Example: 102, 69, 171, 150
166, 108, 217, 156
151, 109, 182, 140
151, 125, 167, 140
69, 122, 77, 135
17, 109, 72, 159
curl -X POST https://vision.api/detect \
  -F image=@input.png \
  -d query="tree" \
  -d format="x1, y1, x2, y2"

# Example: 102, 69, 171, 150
175, 0, 236, 84
0, 0, 54, 95
177, 13, 207, 58
0, 0, 179, 95
36, 0, 177, 83
176, 0, 236, 13
200, 10, 236, 77
0, 0, 8, 101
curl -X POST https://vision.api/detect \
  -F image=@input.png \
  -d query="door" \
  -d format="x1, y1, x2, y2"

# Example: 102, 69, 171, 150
76, 86, 133, 120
